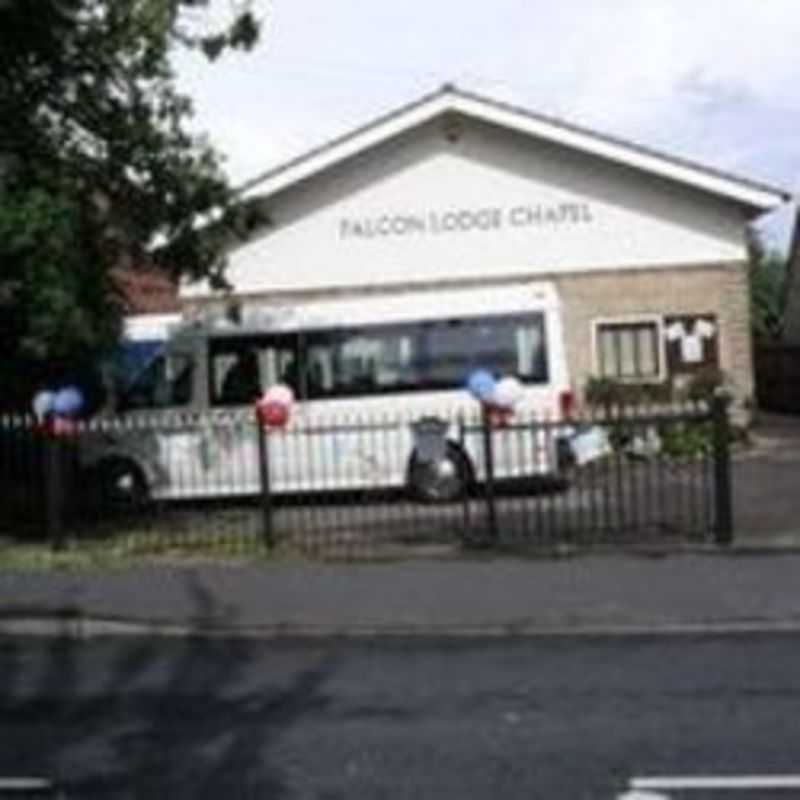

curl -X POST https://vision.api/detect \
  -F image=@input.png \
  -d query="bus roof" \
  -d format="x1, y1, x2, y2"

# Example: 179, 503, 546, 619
180, 281, 561, 339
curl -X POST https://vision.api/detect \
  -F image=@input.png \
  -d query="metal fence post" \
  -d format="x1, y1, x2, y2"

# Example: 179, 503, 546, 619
481, 406, 499, 543
711, 392, 733, 545
256, 419, 274, 549
44, 434, 66, 551
457, 414, 472, 537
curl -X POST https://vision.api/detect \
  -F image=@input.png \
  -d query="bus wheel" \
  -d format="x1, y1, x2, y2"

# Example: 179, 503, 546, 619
408, 446, 471, 504
92, 457, 150, 515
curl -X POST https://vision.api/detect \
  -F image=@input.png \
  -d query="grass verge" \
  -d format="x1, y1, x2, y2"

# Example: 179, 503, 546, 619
0, 533, 279, 572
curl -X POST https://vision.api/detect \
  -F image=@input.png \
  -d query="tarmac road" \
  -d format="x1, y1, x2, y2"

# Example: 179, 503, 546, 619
1, 632, 800, 798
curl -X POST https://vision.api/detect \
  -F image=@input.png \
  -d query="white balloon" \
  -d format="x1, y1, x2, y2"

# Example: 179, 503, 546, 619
263, 383, 295, 406
493, 376, 525, 409
32, 390, 55, 420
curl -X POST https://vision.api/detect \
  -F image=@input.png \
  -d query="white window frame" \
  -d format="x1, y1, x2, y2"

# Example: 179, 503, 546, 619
591, 314, 667, 383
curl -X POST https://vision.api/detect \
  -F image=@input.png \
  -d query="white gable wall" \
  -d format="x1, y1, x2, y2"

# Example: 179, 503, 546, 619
183, 117, 747, 300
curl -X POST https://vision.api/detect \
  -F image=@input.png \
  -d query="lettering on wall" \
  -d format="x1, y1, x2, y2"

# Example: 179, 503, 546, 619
338, 203, 594, 240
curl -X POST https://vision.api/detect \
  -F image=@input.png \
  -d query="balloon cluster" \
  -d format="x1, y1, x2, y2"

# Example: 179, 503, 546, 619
466, 370, 524, 425
32, 386, 85, 435
255, 384, 295, 429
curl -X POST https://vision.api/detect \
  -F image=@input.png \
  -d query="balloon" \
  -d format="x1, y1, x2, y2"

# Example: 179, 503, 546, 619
256, 399, 290, 429
51, 417, 78, 437
52, 386, 84, 417
32, 390, 55, 420
466, 369, 496, 402
493, 376, 525, 409
263, 383, 295, 407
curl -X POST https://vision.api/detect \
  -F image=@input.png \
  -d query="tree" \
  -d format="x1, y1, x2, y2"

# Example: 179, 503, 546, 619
0, 0, 262, 411
747, 227, 787, 341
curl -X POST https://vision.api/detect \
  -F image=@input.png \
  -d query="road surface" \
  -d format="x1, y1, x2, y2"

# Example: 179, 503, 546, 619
1, 633, 799, 798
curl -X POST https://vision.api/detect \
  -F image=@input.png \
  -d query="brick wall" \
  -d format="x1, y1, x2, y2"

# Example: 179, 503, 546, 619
555, 261, 754, 413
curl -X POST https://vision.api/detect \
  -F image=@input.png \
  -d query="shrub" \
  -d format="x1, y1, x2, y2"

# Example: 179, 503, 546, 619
659, 420, 715, 459
583, 377, 672, 412
686, 367, 726, 402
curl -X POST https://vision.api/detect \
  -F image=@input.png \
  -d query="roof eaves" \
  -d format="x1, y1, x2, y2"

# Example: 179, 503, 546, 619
236, 82, 790, 208
236, 84, 451, 198
449, 86, 789, 206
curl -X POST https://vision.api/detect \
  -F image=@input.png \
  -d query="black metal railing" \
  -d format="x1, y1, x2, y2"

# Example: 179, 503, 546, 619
0, 397, 732, 558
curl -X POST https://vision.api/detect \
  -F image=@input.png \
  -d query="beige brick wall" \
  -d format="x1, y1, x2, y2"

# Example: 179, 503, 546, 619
555, 261, 754, 413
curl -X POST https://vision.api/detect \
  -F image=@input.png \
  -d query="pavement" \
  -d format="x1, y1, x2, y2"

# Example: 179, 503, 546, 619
0, 411, 798, 640
3, 551, 800, 638
733, 411, 800, 539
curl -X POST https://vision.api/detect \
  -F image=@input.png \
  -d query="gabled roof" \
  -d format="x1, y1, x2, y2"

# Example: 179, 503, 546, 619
238, 84, 789, 214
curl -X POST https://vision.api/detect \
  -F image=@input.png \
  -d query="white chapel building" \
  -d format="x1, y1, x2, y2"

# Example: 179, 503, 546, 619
181, 84, 789, 413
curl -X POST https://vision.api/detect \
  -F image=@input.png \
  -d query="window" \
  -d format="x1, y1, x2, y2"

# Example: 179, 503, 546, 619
209, 335, 297, 406
203, 313, 549, 404
121, 353, 194, 410
304, 327, 420, 398
420, 315, 547, 388
595, 320, 660, 380
302, 313, 548, 399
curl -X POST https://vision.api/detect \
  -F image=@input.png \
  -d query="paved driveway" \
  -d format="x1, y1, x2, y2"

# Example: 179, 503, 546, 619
734, 412, 800, 539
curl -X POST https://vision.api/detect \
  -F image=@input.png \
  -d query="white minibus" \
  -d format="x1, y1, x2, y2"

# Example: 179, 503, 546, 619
80, 282, 572, 504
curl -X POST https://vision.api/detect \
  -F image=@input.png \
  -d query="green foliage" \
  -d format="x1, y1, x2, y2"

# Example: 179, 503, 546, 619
658, 420, 715, 460
584, 369, 726, 418
0, 187, 121, 359
0, 0, 263, 409
686, 366, 725, 402
583, 376, 672, 410
747, 227, 787, 341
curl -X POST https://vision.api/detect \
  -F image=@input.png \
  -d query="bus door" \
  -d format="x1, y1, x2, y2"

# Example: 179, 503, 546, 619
207, 333, 313, 494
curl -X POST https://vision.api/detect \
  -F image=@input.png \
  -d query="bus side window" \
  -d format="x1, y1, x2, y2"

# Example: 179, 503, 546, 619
210, 336, 297, 406
220, 349, 261, 405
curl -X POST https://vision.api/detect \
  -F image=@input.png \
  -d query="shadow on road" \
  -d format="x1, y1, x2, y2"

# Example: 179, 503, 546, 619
0, 574, 339, 798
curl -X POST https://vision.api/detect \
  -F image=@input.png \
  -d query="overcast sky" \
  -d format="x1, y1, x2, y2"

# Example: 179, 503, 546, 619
175, 0, 800, 250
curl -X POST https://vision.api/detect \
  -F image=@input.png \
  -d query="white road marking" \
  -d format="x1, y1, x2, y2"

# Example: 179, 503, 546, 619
630, 774, 800, 790
0, 776, 56, 793
617, 791, 671, 800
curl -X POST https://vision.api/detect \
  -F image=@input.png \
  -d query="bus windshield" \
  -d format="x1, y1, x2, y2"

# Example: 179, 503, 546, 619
120, 352, 195, 410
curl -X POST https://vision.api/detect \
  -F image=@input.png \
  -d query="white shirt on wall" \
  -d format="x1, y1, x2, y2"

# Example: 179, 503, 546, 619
665, 319, 716, 364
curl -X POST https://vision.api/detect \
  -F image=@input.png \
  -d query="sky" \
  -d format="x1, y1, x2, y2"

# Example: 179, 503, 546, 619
175, 0, 800, 250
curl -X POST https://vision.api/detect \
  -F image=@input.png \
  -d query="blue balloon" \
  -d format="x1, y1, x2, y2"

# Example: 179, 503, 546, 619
53, 386, 84, 417
466, 369, 496, 402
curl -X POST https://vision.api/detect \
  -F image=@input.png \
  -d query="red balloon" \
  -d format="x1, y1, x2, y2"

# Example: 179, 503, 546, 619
49, 416, 78, 437
256, 398, 290, 429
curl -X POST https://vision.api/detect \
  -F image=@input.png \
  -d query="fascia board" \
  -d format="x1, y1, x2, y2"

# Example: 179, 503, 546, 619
241, 90, 787, 213
449, 95, 785, 212
240, 95, 452, 200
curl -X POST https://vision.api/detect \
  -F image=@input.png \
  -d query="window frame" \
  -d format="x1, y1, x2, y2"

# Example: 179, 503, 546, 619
591, 314, 666, 383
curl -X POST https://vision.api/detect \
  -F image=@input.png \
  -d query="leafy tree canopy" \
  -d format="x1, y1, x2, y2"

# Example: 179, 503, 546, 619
0, 0, 262, 410
747, 227, 787, 342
